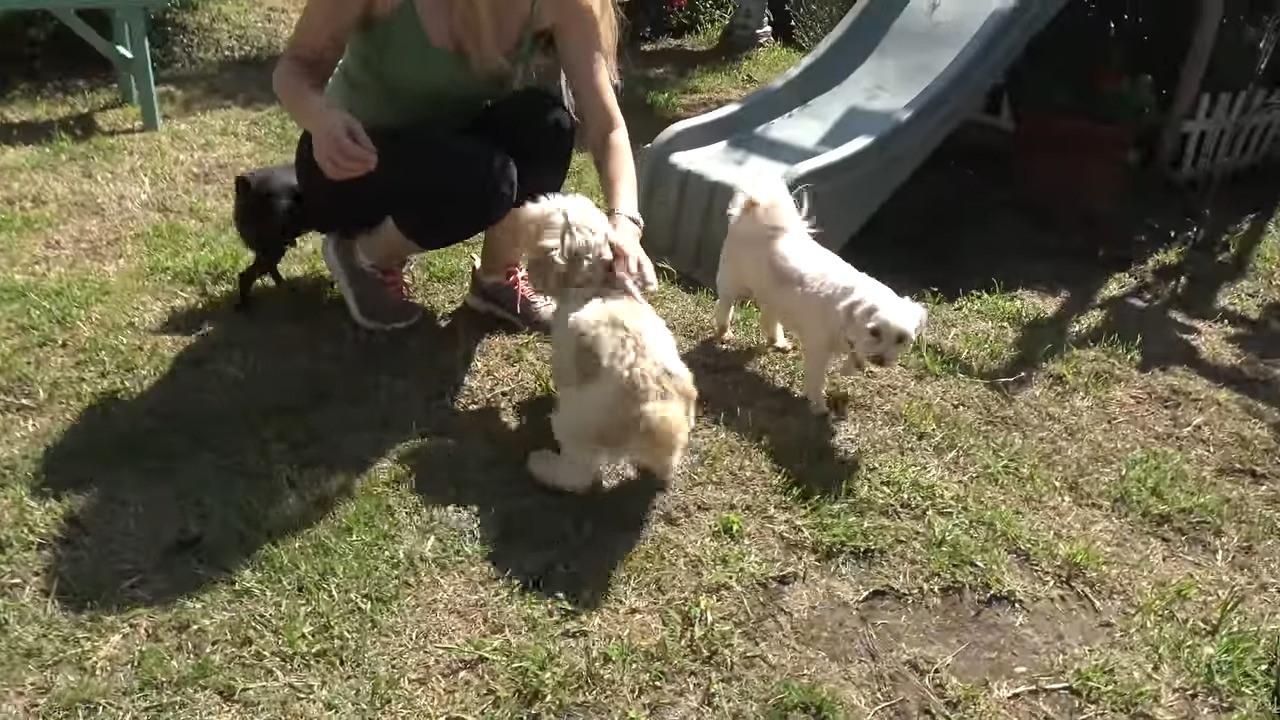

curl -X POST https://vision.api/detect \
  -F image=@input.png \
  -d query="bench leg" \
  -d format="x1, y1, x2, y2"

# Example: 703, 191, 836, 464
122, 7, 161, 131
111, 9, 138, 106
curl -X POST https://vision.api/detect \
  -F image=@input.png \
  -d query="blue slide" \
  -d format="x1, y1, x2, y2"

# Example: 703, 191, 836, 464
637, 0, 1067, 286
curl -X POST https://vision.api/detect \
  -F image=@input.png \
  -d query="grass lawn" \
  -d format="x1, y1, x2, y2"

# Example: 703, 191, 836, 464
3, 2, 1280, 718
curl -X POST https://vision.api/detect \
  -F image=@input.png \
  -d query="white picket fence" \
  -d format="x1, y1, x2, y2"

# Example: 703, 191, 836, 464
1171, 87, 1280, 181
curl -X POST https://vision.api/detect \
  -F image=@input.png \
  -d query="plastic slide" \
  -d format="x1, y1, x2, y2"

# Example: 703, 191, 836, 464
636, 0, 1068, 286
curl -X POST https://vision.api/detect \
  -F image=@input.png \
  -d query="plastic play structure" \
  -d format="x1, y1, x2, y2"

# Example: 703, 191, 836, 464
637, 0, 1069, 286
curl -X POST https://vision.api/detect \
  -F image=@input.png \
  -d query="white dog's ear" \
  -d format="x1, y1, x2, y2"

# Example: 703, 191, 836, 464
845, 299, 875, 328
727, 189, 757, 221
526, 249, 562, 296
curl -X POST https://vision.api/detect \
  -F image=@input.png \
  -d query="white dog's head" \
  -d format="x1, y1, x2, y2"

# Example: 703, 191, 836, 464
517, 193, 614, 296
726, 175, 813, 235
844, 296, 929, 367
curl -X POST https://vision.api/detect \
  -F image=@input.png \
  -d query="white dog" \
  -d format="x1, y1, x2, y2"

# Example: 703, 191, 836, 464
512, 193, 698, 493
713, 176, 929, 414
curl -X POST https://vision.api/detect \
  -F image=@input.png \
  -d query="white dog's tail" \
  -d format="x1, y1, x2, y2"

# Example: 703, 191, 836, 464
728, 174, 788, 220
726, 175, 814, 236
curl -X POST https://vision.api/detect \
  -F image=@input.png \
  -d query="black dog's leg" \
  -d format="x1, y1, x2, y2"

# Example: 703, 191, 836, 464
237, 262, 265, 311
260, 245, 287, 288
236, 247, 290, 312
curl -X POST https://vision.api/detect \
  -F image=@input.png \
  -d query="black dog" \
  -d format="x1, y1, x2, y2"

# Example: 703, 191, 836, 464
232, 164, 316, 309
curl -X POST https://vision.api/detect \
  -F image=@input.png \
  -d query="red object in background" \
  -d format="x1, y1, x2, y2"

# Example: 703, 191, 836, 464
667, 0, 687, 9
1013, 111, 1134, 221
1095, 66, 1125, 93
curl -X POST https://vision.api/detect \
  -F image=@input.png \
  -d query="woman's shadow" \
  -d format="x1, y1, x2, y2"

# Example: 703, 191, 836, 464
35, 279, 486, 612
400, 394, 664, 610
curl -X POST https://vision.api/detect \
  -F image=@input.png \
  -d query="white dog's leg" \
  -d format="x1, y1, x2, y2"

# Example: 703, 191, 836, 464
801, 346, 834, 414
527, 446, 600, 493
758, 304, 793, 352
713, 295, 737, 342
526, 402, 604, 493
641, 445, 685, 489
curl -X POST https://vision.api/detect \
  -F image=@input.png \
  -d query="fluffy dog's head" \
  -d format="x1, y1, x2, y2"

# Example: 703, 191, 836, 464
726, 175, 813, 235
233, 164, 310, 252
518, 193, 614, 296
844, 296, 929, 367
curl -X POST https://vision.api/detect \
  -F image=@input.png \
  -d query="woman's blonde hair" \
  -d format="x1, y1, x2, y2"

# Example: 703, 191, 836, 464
454, 0, 619, 83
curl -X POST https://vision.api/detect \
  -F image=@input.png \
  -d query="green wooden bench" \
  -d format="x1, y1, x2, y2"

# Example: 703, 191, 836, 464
0, 0, 169, 130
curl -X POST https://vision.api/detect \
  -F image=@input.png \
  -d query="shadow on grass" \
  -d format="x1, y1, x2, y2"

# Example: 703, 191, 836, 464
982, 176, 1280, 399
1, 53, 281, 146
683, 339, 861, 499
842, 128, 1192, 304
34, 277, 486, 612
0, 110, 145, 147
401, 395, 663, 611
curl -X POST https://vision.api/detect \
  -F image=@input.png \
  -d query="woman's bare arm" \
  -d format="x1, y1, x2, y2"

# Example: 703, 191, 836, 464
273, 0, 373, 133
549, 0, 637, 217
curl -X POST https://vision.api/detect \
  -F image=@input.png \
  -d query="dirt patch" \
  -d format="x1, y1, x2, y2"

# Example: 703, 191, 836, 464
796, 588, 1109, 716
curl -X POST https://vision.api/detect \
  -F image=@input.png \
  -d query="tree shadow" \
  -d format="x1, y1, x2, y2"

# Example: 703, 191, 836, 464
1068, 292, 1280, 426
1222, 301, 1280, 363
983, 174, 1280, 392
35, 278, 487, 612
1150, 179, 1280, 320
843, 125, 1280, 396
401, 394, 663, 611
683, 338, 862, 500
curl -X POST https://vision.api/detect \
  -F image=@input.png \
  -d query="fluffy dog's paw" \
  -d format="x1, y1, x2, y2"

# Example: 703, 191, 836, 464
808, 396, 829, 415
714, 325, 734, 343
527, 449, 561, 485
527, 449, 595, 494
840, 355, 864, 376
769, 338, 794, 353
826, 390, 851, 418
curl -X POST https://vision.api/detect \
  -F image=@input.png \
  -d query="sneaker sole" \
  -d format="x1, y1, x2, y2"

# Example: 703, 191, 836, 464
463, 293, 529, 330
322, 237, 423, 331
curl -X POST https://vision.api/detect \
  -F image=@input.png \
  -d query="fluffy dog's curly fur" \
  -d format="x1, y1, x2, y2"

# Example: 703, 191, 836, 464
514, 193, 698, 493
714, 176, 929, 414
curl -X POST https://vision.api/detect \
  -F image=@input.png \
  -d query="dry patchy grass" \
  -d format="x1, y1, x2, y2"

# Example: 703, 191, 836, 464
2, 4, 1280, 718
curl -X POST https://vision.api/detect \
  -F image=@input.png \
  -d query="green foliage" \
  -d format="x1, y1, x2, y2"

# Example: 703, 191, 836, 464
790, 0, 856, 50
0, 0, 206, 83
668, 0, 739, 38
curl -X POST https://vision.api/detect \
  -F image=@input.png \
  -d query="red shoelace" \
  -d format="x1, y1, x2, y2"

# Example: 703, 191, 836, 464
377, 266, 409, 300
506, 267, 551, 311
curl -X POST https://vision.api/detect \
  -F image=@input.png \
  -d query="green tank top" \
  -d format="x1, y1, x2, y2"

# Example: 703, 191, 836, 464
325, 0, 543, 130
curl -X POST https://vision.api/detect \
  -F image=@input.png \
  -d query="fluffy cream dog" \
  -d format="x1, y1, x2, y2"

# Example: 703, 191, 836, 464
713, 176, 929, 414
513, 193, 698, 493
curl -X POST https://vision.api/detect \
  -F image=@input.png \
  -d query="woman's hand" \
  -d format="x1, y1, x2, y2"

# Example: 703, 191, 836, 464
311, 106, 379, 181
608, 214, 657, 292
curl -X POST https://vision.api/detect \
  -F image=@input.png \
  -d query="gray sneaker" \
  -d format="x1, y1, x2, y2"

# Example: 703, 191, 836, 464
321, 234, 425, 330
464, 262, 556, 333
